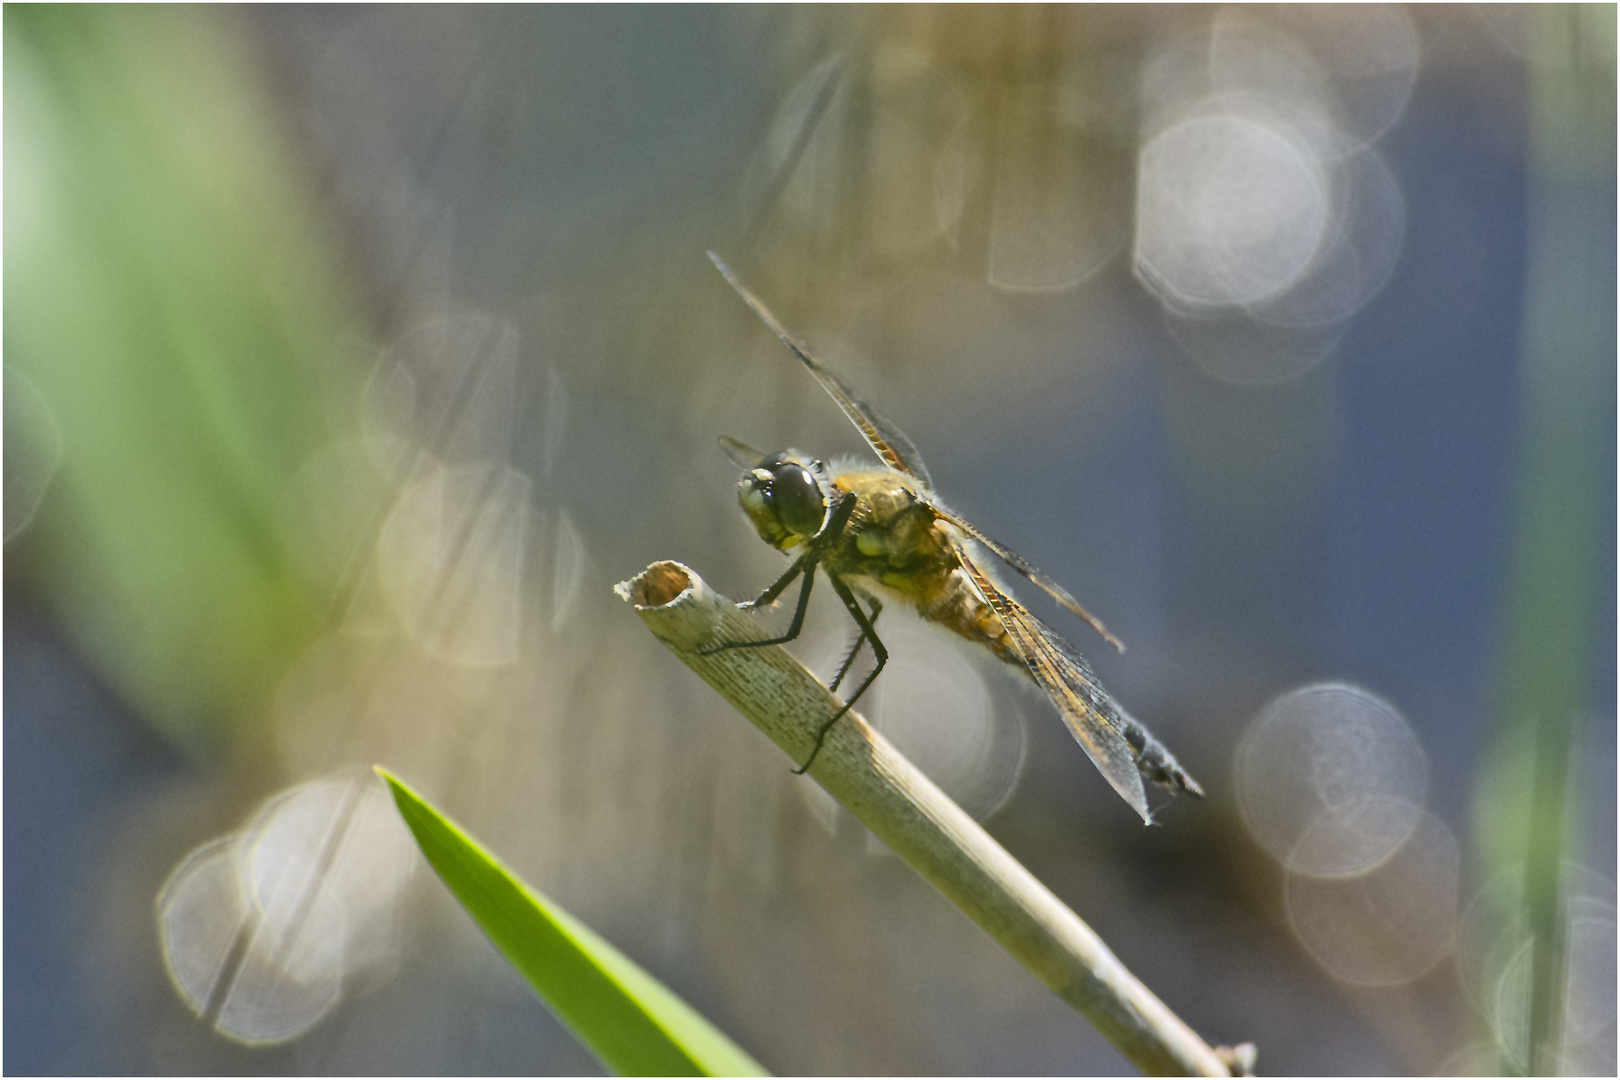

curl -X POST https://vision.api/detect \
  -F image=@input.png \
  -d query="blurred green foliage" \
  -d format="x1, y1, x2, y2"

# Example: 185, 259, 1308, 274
5, 7, 365, 755
1475, 5, 1615, 1074
382, 769, 771, 1077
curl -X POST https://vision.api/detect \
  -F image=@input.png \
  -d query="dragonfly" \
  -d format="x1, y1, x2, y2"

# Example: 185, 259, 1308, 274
703, 252, 1202, 823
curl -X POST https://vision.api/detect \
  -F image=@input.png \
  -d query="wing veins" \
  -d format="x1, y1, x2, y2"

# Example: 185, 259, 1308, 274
954, 544, 1151, 822
709, 252, 932, 487
934, 508, 1125, 652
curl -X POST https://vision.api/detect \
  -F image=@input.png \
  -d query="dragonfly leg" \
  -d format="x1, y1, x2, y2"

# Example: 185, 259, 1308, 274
828, 597, 882, 694
738, 552, 809, 612
703, 489, 858, 652
810, 489, 859, 546
794, 572, 887, 774
699, 554, 816, 654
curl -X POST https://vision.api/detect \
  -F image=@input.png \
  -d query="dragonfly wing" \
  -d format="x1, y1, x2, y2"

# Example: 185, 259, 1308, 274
935, 507, 1124, 653
709, 252, 933, 487
954, 543, 1153, 822
719, 435, 767, 469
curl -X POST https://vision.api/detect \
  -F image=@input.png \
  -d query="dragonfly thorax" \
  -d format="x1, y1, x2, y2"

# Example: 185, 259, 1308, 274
737, 451, 830, 550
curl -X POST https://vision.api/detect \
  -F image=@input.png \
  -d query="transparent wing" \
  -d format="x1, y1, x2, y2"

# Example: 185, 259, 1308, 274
718, 435, 766, 469
953, 542, 1153, 822
933, 507, 1125, 653
709, 252, 932, 488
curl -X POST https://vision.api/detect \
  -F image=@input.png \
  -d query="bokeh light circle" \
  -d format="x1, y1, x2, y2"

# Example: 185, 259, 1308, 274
1236, 682, 1427, 876
157, 774, 416, 1044
1135, 113, 1330, 311
1285, 809, 1460, 985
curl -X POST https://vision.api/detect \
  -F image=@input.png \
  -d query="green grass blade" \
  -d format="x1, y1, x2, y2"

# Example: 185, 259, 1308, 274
378, 768, 768, 1078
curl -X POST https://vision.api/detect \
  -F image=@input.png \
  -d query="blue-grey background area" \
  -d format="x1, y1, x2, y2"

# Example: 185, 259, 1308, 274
6, 6, 1613, 1075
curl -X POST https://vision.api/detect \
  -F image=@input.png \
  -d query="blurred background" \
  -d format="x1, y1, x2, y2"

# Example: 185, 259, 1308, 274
4, 5, 1613, 1075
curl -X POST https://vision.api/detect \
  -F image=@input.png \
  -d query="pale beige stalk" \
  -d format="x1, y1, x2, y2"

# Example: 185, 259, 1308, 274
616, 561, 1248, 1078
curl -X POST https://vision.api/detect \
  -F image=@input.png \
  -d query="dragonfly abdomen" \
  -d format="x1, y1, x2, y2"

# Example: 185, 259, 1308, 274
913, 566, 1023, 669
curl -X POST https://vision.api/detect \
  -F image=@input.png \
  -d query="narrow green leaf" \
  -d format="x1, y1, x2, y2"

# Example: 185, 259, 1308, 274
378, 768, 767, 1078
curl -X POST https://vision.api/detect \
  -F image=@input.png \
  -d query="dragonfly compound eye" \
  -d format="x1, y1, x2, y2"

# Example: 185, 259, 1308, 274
764, 460, 827, 538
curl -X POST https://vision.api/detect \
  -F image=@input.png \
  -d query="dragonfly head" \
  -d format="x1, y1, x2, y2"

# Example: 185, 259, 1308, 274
734, 449, 829, 551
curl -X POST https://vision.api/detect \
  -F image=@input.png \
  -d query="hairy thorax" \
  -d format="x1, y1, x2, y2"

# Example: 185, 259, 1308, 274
825, 470, 1017, 667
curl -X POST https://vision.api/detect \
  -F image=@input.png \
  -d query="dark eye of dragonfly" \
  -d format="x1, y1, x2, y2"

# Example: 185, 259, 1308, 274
759, 453, 827, 538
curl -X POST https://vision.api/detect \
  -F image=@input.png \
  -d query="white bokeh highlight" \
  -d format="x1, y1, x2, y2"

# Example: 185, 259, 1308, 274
1134, 7, 1417, 382
158, 774, 415, 1044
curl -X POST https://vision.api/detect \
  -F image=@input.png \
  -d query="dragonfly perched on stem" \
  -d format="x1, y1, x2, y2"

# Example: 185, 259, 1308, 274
703, 252, 1201, 823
